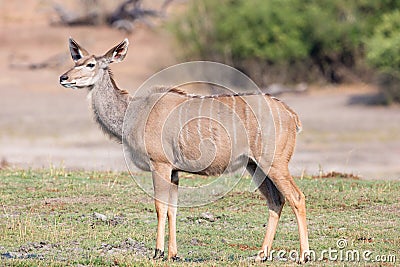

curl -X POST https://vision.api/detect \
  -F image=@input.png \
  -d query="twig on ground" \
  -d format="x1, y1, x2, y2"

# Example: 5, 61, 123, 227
9, 53, 69, 70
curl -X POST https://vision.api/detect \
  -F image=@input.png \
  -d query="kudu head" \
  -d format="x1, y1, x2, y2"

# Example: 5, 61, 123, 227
59, 38, 129, 89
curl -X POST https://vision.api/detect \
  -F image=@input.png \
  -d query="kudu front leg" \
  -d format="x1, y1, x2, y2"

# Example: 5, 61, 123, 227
167, 171, 179, 260
151, 164, 179, 261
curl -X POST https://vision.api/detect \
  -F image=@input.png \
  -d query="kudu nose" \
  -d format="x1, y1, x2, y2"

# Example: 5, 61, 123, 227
60, 74, 68, 83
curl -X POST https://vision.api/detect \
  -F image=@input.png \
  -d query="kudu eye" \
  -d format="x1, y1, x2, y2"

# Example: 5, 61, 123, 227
86, 63, 95, 68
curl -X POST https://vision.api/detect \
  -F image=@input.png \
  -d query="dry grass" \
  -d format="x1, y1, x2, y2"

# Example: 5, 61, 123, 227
0, 168, 398, 266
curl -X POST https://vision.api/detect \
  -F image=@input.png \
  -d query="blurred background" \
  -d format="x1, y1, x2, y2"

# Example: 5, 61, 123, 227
0, 0, 399, 180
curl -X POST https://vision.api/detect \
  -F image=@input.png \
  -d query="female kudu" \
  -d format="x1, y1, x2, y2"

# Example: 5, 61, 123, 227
59, 38, 310, 262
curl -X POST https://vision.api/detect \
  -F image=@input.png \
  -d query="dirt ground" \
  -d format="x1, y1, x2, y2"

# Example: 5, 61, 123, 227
1, 1, 399, 180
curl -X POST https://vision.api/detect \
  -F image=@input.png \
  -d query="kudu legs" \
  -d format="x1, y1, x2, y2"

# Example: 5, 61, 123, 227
151, 161, 309, 262
151, 163, 179, 261
268, 166, 310, 263
246, 163, 285, 261
167, 171, 179, 259
248, 161, 310, 263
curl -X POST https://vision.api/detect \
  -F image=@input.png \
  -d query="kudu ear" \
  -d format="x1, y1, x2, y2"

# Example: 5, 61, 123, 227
69, 37, 89, 62
104, 39, 129, 63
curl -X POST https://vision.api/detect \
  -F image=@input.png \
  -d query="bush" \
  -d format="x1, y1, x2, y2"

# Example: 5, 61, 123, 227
172, 1, 304, 59
170, 0, 400, 85
171, 0, 313, 84
366, 10, 400, 103
366, 11, 400, 72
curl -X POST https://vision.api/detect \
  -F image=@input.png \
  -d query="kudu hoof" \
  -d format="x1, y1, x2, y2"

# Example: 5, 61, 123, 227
254, 250, 268, 262
153, 249, 164, 260
170, 255, 182, 262
297, 254, 311, 264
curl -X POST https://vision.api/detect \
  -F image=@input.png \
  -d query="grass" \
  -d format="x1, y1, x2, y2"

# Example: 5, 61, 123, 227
0, 168, 398, 266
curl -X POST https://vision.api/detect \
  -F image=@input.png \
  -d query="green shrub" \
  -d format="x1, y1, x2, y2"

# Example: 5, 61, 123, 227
170, 0, 315, 84
171, 0, 307, 60
366, 11, 400, 72
170, 0, 400, 85
366, 10, 400, 103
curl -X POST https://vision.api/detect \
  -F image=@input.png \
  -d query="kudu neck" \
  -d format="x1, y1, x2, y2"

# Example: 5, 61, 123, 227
90, 68, 131, 142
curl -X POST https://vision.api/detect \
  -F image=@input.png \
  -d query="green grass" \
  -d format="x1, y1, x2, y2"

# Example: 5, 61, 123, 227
0, 169, 398, 266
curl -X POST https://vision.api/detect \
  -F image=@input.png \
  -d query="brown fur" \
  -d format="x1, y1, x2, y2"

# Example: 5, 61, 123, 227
165, 87, 302, 133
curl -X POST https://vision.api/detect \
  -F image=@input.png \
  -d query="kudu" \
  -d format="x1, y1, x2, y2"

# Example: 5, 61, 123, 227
59, 38, 310, 263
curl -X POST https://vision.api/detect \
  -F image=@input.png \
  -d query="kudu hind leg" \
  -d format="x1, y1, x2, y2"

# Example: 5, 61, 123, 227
247, 163, 285, 261
268, 167, 310, 263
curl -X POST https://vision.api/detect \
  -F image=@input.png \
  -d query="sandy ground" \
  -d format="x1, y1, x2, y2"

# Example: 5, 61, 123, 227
1, 1, 399, 180
282, 86, 400, 180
